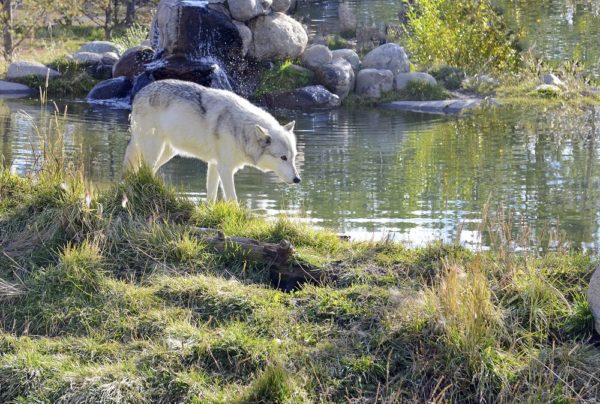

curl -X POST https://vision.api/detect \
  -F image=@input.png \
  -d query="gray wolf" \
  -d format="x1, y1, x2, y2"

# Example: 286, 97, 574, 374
124, 79, 301, 202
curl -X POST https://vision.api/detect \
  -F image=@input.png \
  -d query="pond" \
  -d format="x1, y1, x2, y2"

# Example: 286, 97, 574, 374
2, 99, 599, 250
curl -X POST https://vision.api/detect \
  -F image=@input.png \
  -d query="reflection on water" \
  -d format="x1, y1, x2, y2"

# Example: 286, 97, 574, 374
297, 0, 600, 76
1, 99, 599, 250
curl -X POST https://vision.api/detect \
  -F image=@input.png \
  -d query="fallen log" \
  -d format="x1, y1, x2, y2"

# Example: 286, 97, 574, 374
191, 228, 324, 291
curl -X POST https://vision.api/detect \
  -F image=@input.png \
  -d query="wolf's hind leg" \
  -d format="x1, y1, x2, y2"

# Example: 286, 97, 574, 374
206, 163, 221, 203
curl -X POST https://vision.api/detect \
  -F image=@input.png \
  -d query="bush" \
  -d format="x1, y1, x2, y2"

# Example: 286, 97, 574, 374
404, 0, 521, 74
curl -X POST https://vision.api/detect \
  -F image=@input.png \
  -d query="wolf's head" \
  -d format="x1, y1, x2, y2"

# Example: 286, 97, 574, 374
252, 121, 301, 184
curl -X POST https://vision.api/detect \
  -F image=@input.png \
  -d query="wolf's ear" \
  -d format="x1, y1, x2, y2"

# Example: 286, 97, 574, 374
255, 125, 271, 145
283, 121, 296, 132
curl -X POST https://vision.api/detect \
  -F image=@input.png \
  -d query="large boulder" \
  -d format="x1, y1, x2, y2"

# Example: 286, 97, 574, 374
0, 80, 35, 96
73, 52, 117, 80
7, 61, 60, 79
112, 46, 155, 80
228, 0, 272, 21
394, 72, 437, 91
301, 44, 332, 71
362, 43, 410, 75
79, 41, 121, 55
87, 77, 133, 101
315, 58, 354, 99
72, 52, 103, 65
331, 49, 360, 72
263, 85, 340, 110
149, 0, 244, 91
248, 12, 308, 61
271, 0, 291, 12
588, 267, 600, 335
355, 68, 394, 98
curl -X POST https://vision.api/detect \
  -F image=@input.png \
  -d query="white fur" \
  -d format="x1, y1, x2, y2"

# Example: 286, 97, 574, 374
124, 80, 300, 202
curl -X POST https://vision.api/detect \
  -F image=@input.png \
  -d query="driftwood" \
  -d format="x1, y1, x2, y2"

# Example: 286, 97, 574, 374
191, 228, 324, 291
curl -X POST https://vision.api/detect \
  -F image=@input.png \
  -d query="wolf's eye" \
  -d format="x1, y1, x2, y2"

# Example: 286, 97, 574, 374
281, 156, 288, 161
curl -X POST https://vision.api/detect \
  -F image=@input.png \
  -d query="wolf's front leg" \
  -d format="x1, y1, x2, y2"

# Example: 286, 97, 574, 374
206, 163, 221, 203
217, 165, 238, 203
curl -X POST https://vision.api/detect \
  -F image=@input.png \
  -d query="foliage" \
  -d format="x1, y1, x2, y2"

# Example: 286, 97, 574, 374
254, 60, 315, 98
112, 23, 149, 50
404, 0, 521, 74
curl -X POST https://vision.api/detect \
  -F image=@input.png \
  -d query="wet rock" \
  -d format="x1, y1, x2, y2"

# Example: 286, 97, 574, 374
233, 20, 252, 57
263, 85, 340, 110
272, 0, 291, 12
355, 68, 394, 98
249, 12, 308, 61
79, 41, 122, 55
87, 77, 133, 101
394, 72, 437, 91
588, 267, 600, 335
302, 44, 332, 70
338, 2, 357, 36
542, 73, 566, 89
383, 98, 492, 115
316, 58, 354, 99
331, 49, 360, 72
7, 61, 60, 79
362, 43, 410, 75
0, 80, 35, 96
112, 46, 155, 80
228, 0, 272, 21
150, 0, 243, 90
207, 2, 231, 17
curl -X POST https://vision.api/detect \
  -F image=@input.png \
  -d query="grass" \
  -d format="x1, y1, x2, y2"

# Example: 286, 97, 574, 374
254, 59, 315, 98
1, 124, 599, 402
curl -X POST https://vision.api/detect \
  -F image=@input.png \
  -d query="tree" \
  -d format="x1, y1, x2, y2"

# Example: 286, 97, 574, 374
0, 0, 81, 60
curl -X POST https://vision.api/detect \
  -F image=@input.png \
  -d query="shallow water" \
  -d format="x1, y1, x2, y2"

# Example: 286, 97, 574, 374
2, 99, 600, 250
297, 0, 600, 76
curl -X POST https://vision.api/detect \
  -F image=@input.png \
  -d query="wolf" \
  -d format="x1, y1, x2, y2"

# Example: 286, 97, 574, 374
124, 79, 301, 203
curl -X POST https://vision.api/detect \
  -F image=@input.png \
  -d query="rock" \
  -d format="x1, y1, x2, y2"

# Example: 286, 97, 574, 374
228, 0, 272, 21
263, 85, 340, 110
112, 46, 155, 80
301, 44, 332, 70
207, 2, 231, 17
0, 80, 35, 96
383, 98, 493, 115
249, 12, 308, 61
589, 267, 600, 335
87, 77, 133, 101
233, 20, 252, 57
72, 52, 103, 65
288, 64, 313, 77
7, 61, 60, 79
355, 68, 394, 98
272, 0, 291, 12
362, 43, 410, 75
150, 0, 244, 91
79, 41, 121, 55
331, 49, 360, 72
338, 2, 357, 35
542, 73, 566, 89
431, 66, 466, 90
394, 72, 437, 91
315, 58, 354, 99
101, 52, 120, 66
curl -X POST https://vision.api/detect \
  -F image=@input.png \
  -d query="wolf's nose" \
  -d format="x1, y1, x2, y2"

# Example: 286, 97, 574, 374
293, 177, 301, 184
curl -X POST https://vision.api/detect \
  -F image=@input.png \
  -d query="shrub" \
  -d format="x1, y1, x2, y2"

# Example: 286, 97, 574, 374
404, 0, 521, 74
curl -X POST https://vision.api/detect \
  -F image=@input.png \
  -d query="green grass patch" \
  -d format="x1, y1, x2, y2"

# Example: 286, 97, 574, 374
254, 59, 315, 98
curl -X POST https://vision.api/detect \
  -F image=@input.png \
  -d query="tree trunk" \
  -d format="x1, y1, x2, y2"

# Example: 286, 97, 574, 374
125, 0, 136, 26
104, 4, 113, 39
1, 0, 13, 60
